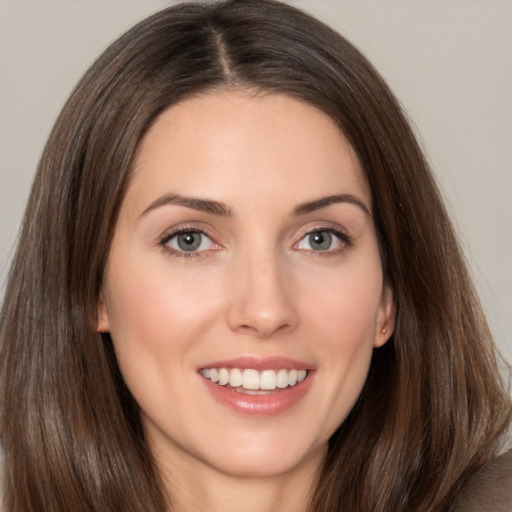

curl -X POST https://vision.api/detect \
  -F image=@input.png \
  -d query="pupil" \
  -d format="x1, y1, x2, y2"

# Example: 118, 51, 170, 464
310, 231, 331, 250
177, 233, 201, 251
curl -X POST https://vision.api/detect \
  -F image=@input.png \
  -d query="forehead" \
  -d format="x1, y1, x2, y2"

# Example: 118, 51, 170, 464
127, 90, 371, 213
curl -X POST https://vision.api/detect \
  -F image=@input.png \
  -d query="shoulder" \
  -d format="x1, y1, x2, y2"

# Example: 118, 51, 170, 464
453, 450, 512, 512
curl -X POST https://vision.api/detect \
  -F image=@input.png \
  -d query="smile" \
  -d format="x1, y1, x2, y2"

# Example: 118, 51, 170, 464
199, 368, 308, 393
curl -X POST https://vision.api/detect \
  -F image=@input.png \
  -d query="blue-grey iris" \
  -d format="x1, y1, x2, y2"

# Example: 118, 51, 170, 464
177, 232, 202, 251
309, 231, 332, 250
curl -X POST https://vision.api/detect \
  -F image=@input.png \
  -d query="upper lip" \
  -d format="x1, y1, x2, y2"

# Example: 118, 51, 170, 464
198, 356, 313, 372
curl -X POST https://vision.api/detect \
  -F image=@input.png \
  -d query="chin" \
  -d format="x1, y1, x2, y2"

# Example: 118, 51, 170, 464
196, 432, 327, 479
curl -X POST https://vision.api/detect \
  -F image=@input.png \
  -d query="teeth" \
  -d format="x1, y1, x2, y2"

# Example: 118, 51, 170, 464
210, 368, 219, 383
243, 369, 260, 390
218, 368, 229, 386
230, 368, 243, 387
260, 370, 277, 390
200, 367, 308, 391
276, 369, 289, 388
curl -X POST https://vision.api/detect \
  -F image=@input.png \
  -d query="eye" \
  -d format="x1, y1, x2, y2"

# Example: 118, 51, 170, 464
295, 229, 349, 252
161, 230, 217, 254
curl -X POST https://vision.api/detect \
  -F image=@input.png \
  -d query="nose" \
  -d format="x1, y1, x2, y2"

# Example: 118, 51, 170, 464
226, 249, 299, 339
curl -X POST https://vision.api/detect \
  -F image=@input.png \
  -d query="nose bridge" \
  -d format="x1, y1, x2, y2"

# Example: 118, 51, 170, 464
227, 241, 298, 338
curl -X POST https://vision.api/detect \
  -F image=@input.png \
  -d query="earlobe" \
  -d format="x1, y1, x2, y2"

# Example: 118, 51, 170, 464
374, 285, 396, 348
96, 293, 110, 333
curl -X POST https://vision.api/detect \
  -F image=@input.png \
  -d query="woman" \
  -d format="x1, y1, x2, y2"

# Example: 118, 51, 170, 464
0, 1, 510, 511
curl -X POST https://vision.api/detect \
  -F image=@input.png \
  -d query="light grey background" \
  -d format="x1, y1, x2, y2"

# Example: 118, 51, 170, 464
0, 0, 511, 363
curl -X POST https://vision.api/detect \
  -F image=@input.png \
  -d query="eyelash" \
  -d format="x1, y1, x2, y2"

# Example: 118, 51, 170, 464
295, 226, 352, 255
158, 224, 352, 258
158, 226, 218, 258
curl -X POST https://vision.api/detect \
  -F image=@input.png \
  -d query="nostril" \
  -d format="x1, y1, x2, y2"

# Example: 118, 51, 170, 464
225, 265, 299, 337
235, 319, 294, 339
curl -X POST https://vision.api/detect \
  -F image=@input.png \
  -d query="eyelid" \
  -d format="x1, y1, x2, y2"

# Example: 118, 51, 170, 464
292, 223, 352, 252
158, 224, 222, 257
156, 221, 351, 258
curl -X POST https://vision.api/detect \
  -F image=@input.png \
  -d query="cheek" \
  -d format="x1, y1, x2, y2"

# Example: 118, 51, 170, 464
103, 255, 224, 410
299, 257, 384, 344
306, 273, 380, 382
296, 258, 383, 429
103, 248, 228, 377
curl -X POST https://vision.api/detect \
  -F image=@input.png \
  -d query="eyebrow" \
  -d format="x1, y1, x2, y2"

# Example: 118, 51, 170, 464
140, 192, 370, 219
292, 194, 371, 217
140, 193, 235, 218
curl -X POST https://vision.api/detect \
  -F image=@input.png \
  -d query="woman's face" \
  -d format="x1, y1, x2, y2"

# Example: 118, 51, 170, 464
98, 91, 394, 479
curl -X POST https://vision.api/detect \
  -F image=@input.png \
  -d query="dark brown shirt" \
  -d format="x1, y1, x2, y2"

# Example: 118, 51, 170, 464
453, 450, 512, 512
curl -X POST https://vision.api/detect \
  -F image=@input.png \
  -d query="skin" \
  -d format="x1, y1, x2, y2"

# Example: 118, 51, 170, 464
98, 90, 395, 512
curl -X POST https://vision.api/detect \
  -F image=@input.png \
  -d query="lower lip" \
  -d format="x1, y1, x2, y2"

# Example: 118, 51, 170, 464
200, 373, 313, 417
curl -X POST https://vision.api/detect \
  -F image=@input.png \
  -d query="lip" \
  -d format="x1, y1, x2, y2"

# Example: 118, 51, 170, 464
198, 356, 315, 417
198, 356, 312, 372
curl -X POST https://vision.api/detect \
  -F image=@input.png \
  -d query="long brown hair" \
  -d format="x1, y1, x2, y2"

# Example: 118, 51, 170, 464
1, 1, 510, 511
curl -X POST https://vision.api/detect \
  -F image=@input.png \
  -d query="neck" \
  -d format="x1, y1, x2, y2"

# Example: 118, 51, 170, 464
159, 446, 324, 512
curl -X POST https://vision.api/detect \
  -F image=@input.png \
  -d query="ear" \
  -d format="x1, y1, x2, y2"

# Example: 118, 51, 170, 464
96, 291, 110, 333
374, 285, 396, 348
